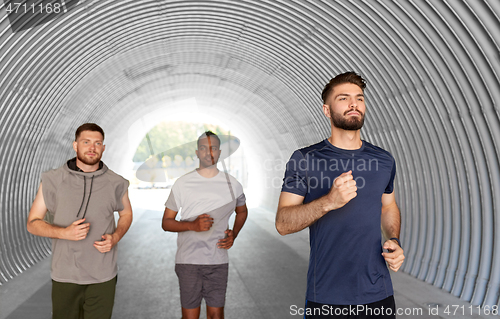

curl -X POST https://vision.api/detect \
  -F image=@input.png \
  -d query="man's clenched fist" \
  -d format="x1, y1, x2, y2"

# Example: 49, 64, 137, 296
64, 218, 90, 241
191, 214, 214, 232
324, 170, 357, 211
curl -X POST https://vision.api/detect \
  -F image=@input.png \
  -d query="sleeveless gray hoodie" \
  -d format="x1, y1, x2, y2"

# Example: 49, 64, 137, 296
41, 158, 129, 284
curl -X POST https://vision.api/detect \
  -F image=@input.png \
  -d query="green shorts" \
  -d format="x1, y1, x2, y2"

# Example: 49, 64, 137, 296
51, 276, 117, 319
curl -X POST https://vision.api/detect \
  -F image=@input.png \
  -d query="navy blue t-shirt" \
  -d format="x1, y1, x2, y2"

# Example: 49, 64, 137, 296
281, 139, 396, 305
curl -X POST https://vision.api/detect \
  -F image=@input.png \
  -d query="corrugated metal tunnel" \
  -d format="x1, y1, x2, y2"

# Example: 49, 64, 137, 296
1, 0, 499, 308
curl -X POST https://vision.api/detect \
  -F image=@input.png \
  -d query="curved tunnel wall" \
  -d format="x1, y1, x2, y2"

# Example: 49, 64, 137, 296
1, 0, 499, 307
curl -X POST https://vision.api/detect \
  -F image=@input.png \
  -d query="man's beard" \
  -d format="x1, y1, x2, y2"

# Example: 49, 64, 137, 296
330, 107, 365, 131
77, 151, 101, 166
200, 156, 217, 168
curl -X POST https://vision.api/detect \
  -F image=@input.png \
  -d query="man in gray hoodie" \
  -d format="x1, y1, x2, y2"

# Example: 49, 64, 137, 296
27, 123, 132, 319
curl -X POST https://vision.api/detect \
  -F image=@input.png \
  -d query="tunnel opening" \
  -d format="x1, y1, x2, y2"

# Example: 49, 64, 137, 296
106, 100, 268, 211
123, 115, 264, 214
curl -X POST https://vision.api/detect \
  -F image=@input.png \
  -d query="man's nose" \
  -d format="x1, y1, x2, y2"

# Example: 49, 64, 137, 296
349, 97, 357, 107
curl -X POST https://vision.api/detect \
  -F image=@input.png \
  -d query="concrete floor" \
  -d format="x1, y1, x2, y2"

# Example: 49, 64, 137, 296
0, 189, 493, 319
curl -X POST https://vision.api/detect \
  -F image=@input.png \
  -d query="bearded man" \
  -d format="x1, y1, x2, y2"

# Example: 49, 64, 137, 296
276, 72, 405, 319
27, 123, 132, 319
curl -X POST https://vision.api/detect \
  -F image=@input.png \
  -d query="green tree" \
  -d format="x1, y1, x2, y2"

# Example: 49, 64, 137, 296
133, 121, 229, 162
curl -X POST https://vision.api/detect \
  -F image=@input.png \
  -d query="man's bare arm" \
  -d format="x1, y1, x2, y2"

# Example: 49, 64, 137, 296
94, 190, 133, 253
275, 171, 357, 235
162, 207, 214, 232
231, 204, 248, 239
112, 190, 133, 241
381, 191, 400, 240
275, 192, 323, 235
381, 191, 405, 272
217, 204, 248, 249
27, 183, 90, 240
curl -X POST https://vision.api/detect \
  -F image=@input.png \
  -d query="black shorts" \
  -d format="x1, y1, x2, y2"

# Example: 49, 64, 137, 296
305, 296, 396, 319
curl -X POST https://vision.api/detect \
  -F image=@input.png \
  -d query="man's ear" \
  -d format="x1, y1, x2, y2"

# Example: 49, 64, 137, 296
322, 104, 331, 118
73, 141, 78, 153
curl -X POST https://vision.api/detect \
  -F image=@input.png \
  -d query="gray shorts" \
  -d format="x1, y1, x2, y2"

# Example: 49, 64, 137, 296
175, 263, 229, 309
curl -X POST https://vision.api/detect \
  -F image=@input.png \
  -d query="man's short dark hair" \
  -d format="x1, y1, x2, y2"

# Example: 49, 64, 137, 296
321, 72, 367, 104
197, 131, 220, 148
75, 123, 105, 141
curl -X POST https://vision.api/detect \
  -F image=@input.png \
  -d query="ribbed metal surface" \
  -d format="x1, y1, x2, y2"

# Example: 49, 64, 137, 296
0, 0, 499, 306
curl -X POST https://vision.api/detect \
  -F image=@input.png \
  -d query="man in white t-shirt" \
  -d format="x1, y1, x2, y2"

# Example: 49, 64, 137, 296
162, 131, 248, 319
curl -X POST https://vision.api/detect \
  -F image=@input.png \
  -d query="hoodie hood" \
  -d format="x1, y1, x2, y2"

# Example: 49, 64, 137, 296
64, 157, 108, 177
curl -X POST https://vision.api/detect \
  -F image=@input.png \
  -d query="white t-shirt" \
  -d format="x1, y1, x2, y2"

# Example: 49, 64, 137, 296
165, 170, 246, 264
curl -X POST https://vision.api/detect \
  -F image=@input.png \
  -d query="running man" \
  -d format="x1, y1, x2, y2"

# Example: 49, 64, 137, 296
162, 131, 248, 319
276, 72, 405, 318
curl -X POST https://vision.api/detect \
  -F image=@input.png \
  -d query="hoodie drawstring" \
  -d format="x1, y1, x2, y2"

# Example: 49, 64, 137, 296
82, 176, 94, 219
76, 175, 94, 219
76, 176, 87, 218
